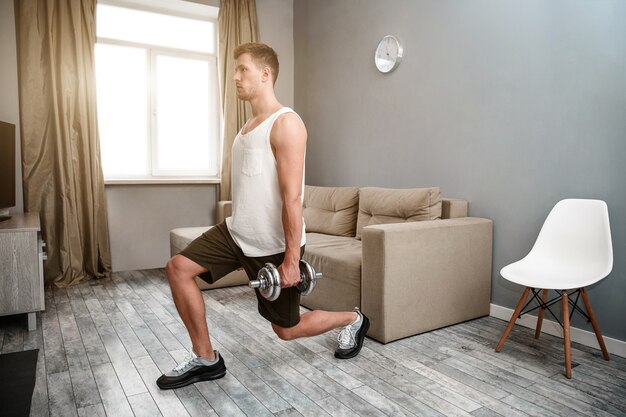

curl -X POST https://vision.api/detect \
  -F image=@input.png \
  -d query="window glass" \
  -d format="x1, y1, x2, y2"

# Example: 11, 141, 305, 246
95, 43, 149, 177
155, 54, 215, 174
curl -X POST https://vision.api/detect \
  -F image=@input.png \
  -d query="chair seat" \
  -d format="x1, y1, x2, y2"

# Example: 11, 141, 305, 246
501, 257, 609, 290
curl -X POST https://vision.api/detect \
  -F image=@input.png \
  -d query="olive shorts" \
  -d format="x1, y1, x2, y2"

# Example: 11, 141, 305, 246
179, 221, 304, 328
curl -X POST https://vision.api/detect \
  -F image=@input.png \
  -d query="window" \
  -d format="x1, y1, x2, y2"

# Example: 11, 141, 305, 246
95, 1, 220, 180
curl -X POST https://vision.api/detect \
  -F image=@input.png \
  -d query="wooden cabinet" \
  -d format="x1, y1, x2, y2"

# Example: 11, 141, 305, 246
0, 212, 45, 330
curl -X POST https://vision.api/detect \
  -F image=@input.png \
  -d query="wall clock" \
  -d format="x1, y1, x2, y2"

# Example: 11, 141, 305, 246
375, 35, 403, 73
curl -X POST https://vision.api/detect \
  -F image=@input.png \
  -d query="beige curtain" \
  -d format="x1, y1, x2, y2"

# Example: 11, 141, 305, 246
15, 0, 111, 287
218, 0, 259, 200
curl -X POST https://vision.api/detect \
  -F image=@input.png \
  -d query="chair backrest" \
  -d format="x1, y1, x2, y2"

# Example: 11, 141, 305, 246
527, 199, 613, 284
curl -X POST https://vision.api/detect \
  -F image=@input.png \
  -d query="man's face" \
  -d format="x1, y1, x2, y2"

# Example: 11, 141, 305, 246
233, 53, 264, 101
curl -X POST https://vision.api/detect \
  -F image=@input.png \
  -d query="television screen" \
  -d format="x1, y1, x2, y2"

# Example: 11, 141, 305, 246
0, 121, 16, 213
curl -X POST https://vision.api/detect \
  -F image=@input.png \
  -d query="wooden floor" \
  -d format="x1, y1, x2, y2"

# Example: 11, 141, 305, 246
1, 269, 625, 417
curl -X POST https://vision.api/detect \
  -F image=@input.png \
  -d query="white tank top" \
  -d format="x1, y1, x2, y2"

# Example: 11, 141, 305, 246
226, 107, 306, 257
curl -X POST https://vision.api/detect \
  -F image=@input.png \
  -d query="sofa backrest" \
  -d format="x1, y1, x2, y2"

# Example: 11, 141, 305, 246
303, 186, 466, 238
303, 186, 359, 237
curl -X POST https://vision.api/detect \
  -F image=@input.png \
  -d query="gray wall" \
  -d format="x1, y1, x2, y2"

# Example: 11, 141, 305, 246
258, 0, 295, 107
294, 0, 626, 341
105, 184, 217, 271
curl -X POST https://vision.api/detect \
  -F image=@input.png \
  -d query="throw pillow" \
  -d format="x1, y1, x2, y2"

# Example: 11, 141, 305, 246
303, 185, 360, 237
355, 187, 442, 239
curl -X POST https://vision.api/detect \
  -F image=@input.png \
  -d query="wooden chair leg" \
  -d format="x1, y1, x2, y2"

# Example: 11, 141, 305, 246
562, 290, 572, 379
535, 289, 548, 339
580, 288, 610, 361
496, 287, 531, 352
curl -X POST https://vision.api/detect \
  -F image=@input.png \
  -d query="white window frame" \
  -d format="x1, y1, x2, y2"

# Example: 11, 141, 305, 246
96, 0, 221, 183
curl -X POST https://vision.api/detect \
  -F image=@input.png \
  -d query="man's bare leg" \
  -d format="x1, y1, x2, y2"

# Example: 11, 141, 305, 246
165, 254, 216, 360
272, 310, 358, 340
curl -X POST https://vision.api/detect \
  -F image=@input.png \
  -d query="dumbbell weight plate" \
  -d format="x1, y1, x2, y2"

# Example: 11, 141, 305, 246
297, 260, 317, 296
255, 263, 282, 301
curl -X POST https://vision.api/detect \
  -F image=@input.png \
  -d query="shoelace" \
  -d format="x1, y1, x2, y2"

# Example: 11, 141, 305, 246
172, 351, 196, 373
337, 325, 356, 349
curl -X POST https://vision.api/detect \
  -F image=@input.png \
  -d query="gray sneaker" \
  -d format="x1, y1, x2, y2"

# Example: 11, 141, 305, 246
334, 308, 370, 359
157, 350, 226, 390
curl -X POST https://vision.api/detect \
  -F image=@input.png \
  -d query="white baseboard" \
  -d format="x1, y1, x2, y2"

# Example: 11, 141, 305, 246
490, 303, 626, 359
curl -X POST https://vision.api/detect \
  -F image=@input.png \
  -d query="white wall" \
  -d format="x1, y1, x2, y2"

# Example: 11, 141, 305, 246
0, 0, 24, 214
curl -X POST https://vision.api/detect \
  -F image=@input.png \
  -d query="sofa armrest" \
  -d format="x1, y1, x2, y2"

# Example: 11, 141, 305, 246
361, 217, 493, 343
217, 201, 232, 223
442, 198, 468, 219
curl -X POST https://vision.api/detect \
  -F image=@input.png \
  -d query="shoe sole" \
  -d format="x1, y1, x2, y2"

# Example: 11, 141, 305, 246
335, 315, 370, 359
157, 370, 227, 390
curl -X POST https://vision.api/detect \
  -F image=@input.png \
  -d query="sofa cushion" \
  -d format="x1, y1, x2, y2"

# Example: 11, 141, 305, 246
303, 186, 360, 237
170, 226, 212, 254
301, 233, 362, 312
355, 187, 442, 239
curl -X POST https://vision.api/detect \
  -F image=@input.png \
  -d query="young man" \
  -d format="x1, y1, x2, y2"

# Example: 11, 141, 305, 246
157, 43, 369, 390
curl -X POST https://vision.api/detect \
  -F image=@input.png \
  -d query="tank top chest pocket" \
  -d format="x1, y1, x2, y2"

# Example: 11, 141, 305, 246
242, 148, 263, 177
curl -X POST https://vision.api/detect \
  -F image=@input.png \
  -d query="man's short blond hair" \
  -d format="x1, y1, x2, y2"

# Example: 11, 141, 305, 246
233, 42, 279, 85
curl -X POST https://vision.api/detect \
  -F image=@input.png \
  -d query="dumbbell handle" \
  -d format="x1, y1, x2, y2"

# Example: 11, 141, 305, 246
249, 279, 267, 289
249, 271, 321, 289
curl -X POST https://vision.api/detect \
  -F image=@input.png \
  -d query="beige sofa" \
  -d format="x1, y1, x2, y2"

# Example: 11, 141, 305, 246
302, 186, 492, 343
170, 185, 493, 343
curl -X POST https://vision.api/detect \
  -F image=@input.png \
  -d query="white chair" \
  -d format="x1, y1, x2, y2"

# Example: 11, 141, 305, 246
495, 199, 612, 378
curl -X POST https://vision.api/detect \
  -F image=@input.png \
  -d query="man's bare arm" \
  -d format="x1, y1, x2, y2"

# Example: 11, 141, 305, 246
271, 112, 307, 288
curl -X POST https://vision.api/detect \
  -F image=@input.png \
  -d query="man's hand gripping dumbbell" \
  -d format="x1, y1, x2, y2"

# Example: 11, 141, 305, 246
249, 259, 322, 301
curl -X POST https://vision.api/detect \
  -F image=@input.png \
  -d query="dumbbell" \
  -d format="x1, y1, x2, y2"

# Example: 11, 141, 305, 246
249, 260, 322, 301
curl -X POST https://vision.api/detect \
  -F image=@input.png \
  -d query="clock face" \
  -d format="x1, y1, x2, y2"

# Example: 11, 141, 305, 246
375, 35, 403, 73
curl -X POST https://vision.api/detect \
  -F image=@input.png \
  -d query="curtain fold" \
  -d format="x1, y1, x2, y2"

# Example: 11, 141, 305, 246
15, 0, 111, 287
218, 0, 259, 201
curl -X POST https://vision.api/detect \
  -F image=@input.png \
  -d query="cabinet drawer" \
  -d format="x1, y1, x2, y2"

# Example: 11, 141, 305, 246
0, 231, 42, 314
